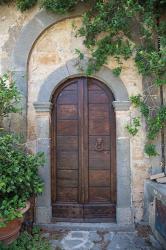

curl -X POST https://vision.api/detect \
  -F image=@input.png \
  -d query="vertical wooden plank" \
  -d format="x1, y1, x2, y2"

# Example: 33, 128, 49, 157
78, 79, 84, 204
83, 78, 89, 204
51, 103, 56, 204
110, 92, 116, 203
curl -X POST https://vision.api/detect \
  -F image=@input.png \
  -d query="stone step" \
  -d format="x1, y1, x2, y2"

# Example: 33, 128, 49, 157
150, 172, 165, 180
156, 176, 166, 183
38, 222, 135, 232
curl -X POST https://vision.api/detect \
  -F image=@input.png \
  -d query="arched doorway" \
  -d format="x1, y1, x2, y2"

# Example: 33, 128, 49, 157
51, 77, 116, 222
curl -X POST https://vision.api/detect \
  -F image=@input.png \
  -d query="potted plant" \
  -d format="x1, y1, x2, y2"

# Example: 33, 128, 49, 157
0, 133, 44, 244
0, 73, 44, 244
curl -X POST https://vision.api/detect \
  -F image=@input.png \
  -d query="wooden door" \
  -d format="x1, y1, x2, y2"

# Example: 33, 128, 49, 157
51, 77, 116, 222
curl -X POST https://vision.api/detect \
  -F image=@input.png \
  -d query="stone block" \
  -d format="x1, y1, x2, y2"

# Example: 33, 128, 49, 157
117, 177, 131, 207
36, 138, 51, 207
113, 101, 131, 111
36, 116, 50, 138
117, 138, 130, 177
35, 206, 52, 224
117, 207, 134, 225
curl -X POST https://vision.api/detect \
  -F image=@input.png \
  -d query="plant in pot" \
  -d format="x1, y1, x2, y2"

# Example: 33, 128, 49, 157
0, 133, 44, 245
0, 73, 45, 244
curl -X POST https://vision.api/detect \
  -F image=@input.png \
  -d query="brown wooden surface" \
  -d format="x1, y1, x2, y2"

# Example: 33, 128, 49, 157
51, 77, 116, 222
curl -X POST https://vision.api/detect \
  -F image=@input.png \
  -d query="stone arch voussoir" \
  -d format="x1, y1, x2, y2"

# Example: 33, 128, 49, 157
36, 58, 130, 107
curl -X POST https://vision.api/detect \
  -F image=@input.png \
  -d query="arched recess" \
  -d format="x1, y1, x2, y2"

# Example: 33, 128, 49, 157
12, 6, 133, 225
33, 58, 132, 225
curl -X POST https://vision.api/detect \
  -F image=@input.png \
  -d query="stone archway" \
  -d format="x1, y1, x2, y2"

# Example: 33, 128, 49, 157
33, 58, 132, 225
12, 8, 133, 226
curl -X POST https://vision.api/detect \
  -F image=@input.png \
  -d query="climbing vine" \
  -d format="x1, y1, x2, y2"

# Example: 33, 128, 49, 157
0, 0, 166, 159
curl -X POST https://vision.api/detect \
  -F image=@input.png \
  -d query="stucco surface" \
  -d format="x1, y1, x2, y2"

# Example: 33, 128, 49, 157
0, 3, 39, 73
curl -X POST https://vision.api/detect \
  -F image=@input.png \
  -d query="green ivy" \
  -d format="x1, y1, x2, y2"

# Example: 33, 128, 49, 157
147, 106, 166, 140
126, 117, 141, 136
112, 67, 122, 77
16, 0, 37, 12
144, 143, 159, 157
128, 94, 166, 156
41, 0, 81, 14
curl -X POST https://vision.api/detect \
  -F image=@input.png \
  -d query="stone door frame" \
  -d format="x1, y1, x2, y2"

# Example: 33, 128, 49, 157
12, 8, 133, 225
33, 57, 132, 225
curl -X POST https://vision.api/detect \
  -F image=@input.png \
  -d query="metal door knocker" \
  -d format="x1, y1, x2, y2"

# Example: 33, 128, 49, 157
95, 138, 104, 151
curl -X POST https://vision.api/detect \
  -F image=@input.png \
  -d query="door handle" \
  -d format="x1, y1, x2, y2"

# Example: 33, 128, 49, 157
95, 138, 104, 151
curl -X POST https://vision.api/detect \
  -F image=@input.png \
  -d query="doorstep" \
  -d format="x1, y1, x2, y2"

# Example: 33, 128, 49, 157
37, 222, 135, 232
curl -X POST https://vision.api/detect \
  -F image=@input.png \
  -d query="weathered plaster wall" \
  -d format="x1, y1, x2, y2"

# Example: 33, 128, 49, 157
0, 3, 39, 74
0, 4, 40, 133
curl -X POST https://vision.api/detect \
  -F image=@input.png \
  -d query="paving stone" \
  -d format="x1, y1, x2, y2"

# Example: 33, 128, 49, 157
84, 240, 94, 248
50, 239, 59, 245
49, 239, 62, 249
107, 233, 152, 250
104, 232, 115, 242
149, 235, 163, 250
71, 232, 84, 238
89, 231, 102, 242
47, 230, 156, 250
63, 239, 84, 248
90, 245, 101, 250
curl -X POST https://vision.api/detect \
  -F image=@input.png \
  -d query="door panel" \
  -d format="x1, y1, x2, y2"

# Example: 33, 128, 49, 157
57, 105, 78, 119
57, 120, 78, 135
57, 170, 78, 187
55, 82, 79, 213
53, 204, 83, 220
57, 151, 78, 170
89, 170, 110, 187
89, 187, 111, 202
89, 151, 110, 170
57, 91, 78, 104
89, 104, 110, 135
88, 90, 109, 103
83, 204, 116, 221
57, 136, 78, 151
51, 78, 116, 222
56, 187, 78, 202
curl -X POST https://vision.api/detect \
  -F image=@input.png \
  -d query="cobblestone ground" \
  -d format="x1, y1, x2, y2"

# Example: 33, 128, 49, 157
42, 228, 163, 250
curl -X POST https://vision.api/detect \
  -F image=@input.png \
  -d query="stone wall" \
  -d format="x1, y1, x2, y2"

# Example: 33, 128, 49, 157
0, 3, 39, 134
0, 4, 162, 223
0, 3, 39, 74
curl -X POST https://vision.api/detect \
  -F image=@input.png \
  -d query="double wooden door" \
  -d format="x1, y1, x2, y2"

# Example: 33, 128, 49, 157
51, 77, 116, 222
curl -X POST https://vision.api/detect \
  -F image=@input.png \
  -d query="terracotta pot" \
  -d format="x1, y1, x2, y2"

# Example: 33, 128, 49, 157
0, 201, 30, 245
